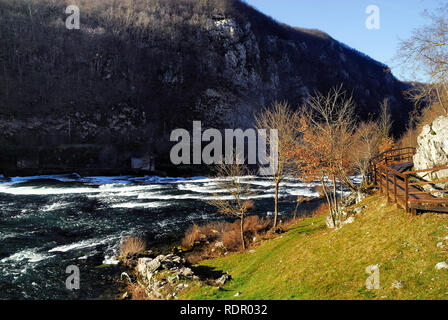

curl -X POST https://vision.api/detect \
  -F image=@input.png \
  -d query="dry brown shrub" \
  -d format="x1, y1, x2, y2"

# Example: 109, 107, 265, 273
182, 222, 229, 248
181, 224, 201, 248
398, 126, 419, 149
221, 228, 243, 251
379, 137, 395, 154
398, 99, 447, 149
199, 221, 226, 239
420, 100, 447, 127
186, 253, 206, 265
243, 216, 271, 236
125, 284, 149, 300
313, 203, 330, 217
120, 236, 146, 258
182, 216, 273, 259
242, 200, 255, 211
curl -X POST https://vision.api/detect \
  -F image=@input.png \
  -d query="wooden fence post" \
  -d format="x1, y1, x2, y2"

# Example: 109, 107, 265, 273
373, 163, 377, 186
386, 167, 390, 203
393, 174, 397, 204
405, 175, 409, 213
379, 166, 383, 195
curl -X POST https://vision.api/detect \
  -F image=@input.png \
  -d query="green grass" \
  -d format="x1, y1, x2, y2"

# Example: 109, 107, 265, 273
180, 195, 448, 300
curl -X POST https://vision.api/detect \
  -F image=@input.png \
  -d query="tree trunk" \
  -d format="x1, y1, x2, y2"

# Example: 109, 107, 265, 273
332, 175, 339, 226
240, 215, 246, 250
273, 179, 280, 228
332, 175, 339, 214
339, 169, 357, 193
321, 178, 336, 228
293, 201, 300, 219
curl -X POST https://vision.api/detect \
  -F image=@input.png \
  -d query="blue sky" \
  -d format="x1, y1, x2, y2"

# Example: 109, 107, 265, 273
244, 0, 442, 81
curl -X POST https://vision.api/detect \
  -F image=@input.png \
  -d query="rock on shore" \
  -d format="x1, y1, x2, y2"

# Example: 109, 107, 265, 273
136, 254, 197, 299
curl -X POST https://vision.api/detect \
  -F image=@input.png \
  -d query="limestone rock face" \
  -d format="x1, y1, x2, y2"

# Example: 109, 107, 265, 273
414, 116, 448, 180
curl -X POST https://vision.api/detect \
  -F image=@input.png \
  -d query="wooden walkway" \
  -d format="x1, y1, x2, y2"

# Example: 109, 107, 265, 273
370, 148, 448, 214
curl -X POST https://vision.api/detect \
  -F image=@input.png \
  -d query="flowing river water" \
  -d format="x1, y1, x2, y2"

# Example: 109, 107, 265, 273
0, 174, 357, 299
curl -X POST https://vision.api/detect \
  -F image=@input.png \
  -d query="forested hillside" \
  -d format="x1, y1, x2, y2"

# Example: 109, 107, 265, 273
0, 0, 413, 169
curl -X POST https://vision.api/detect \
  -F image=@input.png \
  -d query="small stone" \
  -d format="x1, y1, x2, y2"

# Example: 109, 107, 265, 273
216, 274, 231, 286
343, 217, 355, 225
176, 283, 188, 290
353, 206, 365, 214
435, 262, 448, 270
215, 241, 225, 248
180, 267, 194, 277
437, 242, 445, 248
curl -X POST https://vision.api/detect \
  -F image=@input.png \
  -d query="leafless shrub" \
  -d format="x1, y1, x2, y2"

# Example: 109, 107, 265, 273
206, 160, 252, 250
120, 235, 146, 260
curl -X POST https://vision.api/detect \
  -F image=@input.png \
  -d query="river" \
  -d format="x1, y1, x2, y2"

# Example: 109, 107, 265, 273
0, 174, 351, 299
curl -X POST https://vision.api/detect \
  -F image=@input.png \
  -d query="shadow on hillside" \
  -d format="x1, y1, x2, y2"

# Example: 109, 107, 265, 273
190, 265, 228, 283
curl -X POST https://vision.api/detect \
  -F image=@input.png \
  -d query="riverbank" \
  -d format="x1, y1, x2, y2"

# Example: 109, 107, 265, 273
0, 174, 325, 299
114, 198, 328, 300
172, 194, 448, 300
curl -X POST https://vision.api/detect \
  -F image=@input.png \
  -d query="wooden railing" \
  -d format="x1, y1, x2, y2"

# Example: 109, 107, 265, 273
369, 147, 415, 187
370, 147, 416, 166
370, 147, 448, 214
375, 161, 411, 212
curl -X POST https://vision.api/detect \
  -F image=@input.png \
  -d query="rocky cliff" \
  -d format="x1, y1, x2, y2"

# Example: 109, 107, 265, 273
414, 115, 448, 180
0, 0, 413, 171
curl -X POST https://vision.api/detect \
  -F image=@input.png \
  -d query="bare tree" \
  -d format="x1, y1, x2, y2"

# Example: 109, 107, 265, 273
398, 4, 448, 113
207, 161, 253, 250
255, 101, 301, 229
293, 85, 357, 227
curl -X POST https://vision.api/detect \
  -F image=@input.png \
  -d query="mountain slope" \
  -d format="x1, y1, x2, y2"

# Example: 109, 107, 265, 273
0, 0, 413, 168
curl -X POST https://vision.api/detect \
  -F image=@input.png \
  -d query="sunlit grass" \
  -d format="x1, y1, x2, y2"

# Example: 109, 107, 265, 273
180, 195, 448, 300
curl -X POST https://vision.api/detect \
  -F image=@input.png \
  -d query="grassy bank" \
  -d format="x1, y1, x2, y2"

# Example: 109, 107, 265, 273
180, 195, 448, 300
